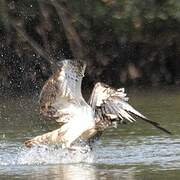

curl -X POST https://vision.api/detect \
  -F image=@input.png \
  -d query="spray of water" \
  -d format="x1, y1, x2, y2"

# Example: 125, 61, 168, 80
0, 141, 94, 166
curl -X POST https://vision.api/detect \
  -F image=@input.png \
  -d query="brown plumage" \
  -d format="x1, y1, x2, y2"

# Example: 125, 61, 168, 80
25, 59, 171, 150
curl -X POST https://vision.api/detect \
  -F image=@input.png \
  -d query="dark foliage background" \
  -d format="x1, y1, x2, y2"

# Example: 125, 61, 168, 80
0, 0, 180, 94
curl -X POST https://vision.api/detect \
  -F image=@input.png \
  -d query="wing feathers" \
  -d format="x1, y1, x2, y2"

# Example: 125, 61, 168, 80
137, 117, 172, 134
90, 82, 171, 134
39, 60, 86, 123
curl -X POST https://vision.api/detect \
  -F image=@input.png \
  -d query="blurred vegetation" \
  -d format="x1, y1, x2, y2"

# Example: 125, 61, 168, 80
0, 0, 180, 94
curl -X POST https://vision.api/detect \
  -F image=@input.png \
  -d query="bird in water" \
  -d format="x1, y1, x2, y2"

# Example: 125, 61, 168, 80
25, 59, 171, 152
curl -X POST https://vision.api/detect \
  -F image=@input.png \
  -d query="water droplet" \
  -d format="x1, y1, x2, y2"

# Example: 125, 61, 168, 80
2, 134, 5, 138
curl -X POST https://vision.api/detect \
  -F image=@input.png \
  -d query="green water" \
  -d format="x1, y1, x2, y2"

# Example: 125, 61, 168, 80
0, 87, 180, 180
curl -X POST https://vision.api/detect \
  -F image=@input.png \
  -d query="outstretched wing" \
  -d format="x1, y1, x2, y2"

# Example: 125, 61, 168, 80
39, 59, 86, 122
25, 60, 87, 148
89, 82, 171, 134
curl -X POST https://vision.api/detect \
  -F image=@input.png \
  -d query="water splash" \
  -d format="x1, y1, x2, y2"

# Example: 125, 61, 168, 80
1, 136, 180, 170
0, 141, 94, 166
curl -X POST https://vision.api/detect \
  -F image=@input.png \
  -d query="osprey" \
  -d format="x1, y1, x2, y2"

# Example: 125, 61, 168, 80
25, 60, 171, 151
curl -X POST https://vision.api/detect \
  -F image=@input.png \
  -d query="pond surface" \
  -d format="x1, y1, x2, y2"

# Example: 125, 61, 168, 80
0, 87, 180, 180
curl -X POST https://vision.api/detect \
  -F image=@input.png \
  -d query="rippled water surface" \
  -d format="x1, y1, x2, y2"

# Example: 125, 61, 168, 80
0, 87, 180, 180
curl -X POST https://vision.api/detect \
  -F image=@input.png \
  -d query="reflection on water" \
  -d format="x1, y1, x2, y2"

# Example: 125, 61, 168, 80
0, 88, 180, 179
0, 163, 136, 180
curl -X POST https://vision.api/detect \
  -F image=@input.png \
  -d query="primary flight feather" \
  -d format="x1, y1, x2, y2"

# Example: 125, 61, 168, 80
25, 59, 171, 150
